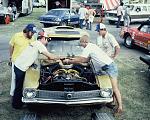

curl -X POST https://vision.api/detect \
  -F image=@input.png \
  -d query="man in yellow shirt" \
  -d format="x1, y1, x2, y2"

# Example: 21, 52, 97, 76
9, 24, 36, 97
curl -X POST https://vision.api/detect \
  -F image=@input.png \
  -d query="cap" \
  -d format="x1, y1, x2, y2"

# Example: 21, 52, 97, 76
100, 23, 106, 29
95, 23, 106, 32
25, 24, 37, 33
38, 31, 48, 37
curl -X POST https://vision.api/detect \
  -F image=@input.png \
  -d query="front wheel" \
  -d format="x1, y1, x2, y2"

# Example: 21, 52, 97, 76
124, 35, 133, 48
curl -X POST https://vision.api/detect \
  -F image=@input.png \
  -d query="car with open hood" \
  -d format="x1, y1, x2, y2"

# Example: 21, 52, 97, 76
22, 26, 113, 105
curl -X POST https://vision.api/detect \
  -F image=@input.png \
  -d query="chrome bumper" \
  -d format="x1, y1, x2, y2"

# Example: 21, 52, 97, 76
22, 97, 113, 105
40, 21, 60, 25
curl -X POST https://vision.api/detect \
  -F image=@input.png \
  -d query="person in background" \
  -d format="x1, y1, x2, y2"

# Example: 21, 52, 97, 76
12, 32, 60, 109
95, 17, 104, 32
87, 6, 96, 30
96, 23, 120, 59
78, 4, 88, 29
124, 5, 130, 27
55, 1, 62, 8
12, 4, 17, 19
116, 2, 124, 28
9, 24, 36, 97
8, 4, 12, 13
63, 35, 123, 114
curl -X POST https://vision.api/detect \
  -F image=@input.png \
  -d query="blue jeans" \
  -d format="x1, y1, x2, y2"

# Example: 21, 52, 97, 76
12, 65, 25, 109
79, 19, 84, 29
116, 15, 121, 28
102, 63, 118, 79
89, 22, 92, 30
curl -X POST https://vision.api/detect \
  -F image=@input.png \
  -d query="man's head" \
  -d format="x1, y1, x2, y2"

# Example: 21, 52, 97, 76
80, 35, 89, 48
23, 24, 37, 39
97, 23, 107, 37
37, 32, 50, 45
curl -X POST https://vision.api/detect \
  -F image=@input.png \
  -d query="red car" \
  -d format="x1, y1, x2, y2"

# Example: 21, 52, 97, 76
121, 21, 150, 50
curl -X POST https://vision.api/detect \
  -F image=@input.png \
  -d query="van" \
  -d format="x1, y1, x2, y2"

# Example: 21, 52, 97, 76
105, 4, 150, 24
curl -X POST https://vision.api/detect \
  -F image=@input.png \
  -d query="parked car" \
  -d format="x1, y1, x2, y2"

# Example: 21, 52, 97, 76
105, 4, 150, 24
39, 8, 80, 27
140, 55, 150, 77
22, 26, 113, 105
120, 20, 150, 50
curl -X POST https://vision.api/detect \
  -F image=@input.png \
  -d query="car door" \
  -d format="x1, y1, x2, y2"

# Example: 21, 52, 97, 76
136, 24, 150, 49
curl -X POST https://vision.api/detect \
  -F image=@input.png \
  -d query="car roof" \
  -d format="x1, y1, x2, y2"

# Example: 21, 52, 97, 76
43, 26, 89, 39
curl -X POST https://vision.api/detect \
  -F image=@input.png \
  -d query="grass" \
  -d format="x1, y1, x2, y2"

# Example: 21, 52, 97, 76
0, 8, 150, 120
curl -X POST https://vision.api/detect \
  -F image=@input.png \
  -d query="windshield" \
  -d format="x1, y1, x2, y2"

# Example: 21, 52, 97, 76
47, 39, 82, 57
47, 10, 66, 16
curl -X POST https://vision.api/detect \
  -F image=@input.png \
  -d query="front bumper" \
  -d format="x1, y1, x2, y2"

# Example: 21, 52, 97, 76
22, 97, 113, 105
40, 21, 60, 25
22, 90, 113, 105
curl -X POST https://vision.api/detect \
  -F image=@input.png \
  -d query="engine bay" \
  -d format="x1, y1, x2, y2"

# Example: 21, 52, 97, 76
39, 62, 99, 91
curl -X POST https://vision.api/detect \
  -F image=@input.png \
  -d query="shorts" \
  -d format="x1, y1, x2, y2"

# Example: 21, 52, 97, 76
102, 62, 118, 79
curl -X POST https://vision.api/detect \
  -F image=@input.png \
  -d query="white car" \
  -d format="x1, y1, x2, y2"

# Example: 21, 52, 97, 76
105, 4, 150, 24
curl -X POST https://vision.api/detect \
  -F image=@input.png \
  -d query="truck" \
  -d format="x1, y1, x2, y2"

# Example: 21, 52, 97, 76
46, 0, 70, 12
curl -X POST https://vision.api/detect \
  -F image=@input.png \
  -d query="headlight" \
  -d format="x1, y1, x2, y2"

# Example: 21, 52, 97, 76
23, 88, 36, 99
100, 88, 113, 98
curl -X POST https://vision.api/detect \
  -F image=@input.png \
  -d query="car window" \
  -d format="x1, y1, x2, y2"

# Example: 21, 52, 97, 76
141, 6, 147, 12
147, 25, 150, 34
140, 25, 149, 33
47, 10, 65, 16
129, 5, 134, 11
47, 39, 82, 56
148, 6, 150, 11
70, 11, 76, 15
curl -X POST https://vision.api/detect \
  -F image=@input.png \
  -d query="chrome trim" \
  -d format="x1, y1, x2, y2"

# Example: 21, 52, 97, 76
22, 97, 113, 105
40, 21, 60, 24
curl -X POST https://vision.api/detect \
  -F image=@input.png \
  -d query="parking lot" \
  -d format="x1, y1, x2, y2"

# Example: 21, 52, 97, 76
0, 8, 150, 120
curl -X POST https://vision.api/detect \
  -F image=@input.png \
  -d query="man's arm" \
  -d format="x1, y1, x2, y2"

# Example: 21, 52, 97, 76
42, 51, 60, 60
63, 56, 89, 64
112, 45, 120, 59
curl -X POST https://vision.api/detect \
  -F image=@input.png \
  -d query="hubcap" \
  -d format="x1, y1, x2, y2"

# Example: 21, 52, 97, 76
126, 36, 132, 46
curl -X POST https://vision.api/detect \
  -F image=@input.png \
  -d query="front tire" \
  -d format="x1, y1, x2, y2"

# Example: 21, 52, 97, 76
124, 35, 133, 48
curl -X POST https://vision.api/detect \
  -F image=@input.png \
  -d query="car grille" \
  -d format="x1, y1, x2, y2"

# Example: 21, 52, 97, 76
36, 90, 100, 100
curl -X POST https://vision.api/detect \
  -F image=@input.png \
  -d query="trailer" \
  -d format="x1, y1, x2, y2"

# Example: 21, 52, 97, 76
1, 0, 33, 15
46, 0, 70, 12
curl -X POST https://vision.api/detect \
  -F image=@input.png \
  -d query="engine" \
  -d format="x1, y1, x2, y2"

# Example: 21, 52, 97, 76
39, 62, 98, 91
